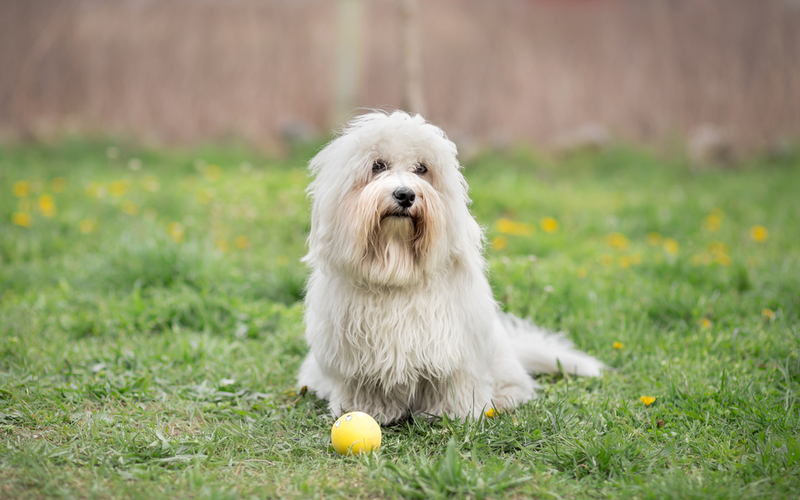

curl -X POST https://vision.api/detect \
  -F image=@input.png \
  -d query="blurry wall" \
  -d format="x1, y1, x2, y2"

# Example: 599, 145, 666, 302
2, 0, 799, 152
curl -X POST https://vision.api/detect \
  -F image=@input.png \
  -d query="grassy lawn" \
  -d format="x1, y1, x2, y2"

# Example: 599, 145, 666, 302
1, 140, 799, 499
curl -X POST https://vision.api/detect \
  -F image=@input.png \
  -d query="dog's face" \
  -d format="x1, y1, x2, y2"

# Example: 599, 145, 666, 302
305, 112, 482, 287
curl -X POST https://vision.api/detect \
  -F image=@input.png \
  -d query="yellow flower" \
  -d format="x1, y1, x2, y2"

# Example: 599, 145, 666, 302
167, 222, 185, 243
645, 232, 662, 246
713, 253, 732, 267
214, 239, 230, 252
613, 341, 624, 350
79, 219, 97, 234
619, 256, 631, 268
142, 175, 160, 192
51, 177, 67, 193
37, 195, 56, 217
109, 180, 127, 197
234, 235, 250, 250
750, 225, 768, 242
121, 200, 140, 215
12, 212, 33, 227
13, 181, 30, 197
599, 254, 613, 266
707, 241, 728, 255
204, 164, 222, 182
703, 214, 722, 232
700, 318, 711, 329
496, 218, 533, 236
762, 308, 774, 320
484, 408, 497, 418
576, 267, 588, 279
540, 217, 559, 233
491, 236, 507, 251
663, 238, 679, 255
606, 232, 630, 250
640, 396, 656, 406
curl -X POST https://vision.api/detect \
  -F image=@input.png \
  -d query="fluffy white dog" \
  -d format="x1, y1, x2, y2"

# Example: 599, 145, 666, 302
298, 111, 603, 424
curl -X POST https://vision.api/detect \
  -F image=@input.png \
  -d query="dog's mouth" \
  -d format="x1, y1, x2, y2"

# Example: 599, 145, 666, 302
381, 209, 413, 220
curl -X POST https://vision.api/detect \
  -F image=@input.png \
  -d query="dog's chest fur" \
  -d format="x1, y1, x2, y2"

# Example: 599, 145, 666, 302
306, 271, 494, 390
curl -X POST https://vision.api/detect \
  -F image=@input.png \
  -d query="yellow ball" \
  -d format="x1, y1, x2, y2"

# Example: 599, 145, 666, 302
331, 411, 382, 455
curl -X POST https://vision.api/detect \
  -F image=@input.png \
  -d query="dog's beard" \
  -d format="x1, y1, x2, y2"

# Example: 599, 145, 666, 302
344, 179, 444, 287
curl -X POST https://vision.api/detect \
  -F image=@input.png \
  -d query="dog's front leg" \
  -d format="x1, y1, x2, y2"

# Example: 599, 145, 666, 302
329, 381, 413, 425
413, 370, 495, 421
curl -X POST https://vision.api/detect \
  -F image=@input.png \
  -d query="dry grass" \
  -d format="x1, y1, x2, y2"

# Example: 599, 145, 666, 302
2, 0, 799, 151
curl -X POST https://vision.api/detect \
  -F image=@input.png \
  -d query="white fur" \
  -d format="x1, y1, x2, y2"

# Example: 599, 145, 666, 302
298, 111, 603, 424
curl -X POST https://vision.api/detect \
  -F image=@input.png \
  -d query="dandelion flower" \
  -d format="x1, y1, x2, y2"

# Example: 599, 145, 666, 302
640, 396, 656, 406
663, 238, 679, 255
484, 408, 497, 418
707, 241, 729, 255
12, 212, 33, 227
37, 195, 56, 217
13, 181, 30, 197
762, 308, 774, 320
491, 236, 507, 251
700, 318, 711, 329
713, 253, 732, 267
495, 218, 533, 236
703, 213, 722, 232
576, 267, 588, 279
606, 232, 630, 250
750, 225, 768, 242
51, 177, 67, 193
121, 200, 140, 215
79, 219, 97, 234
619, 256, 631, 268
613, 341, 624, 350
167, 222, 185, 243
234, 235, 250, 250
109, 180, 127, 197
540, 217, 559, 233
646, 232, 662, 246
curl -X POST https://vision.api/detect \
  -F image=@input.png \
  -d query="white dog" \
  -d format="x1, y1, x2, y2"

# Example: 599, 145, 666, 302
298, 111, 603, 424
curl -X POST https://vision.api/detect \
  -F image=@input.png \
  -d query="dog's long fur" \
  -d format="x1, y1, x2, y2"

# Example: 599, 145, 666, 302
298, 111, 603, 424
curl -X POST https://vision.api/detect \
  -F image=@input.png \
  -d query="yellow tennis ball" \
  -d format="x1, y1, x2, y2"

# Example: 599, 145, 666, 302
331, 411, 381, 455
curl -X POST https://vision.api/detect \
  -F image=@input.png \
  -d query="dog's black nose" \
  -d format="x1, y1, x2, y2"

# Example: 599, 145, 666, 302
392, 187, 416, 208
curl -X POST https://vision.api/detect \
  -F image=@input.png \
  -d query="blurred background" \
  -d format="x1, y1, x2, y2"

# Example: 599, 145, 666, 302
2, 0, 799, 157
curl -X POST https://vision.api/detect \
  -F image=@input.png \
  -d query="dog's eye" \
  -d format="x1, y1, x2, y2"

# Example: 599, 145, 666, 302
372, 160, 388, 173
414, 163, 428, 175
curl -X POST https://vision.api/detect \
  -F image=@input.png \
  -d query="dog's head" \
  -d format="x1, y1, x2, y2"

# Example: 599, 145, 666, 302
305, 111, 482, 287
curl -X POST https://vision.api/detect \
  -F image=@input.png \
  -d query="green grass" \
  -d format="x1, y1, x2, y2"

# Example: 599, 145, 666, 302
1, 140, 799, 499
